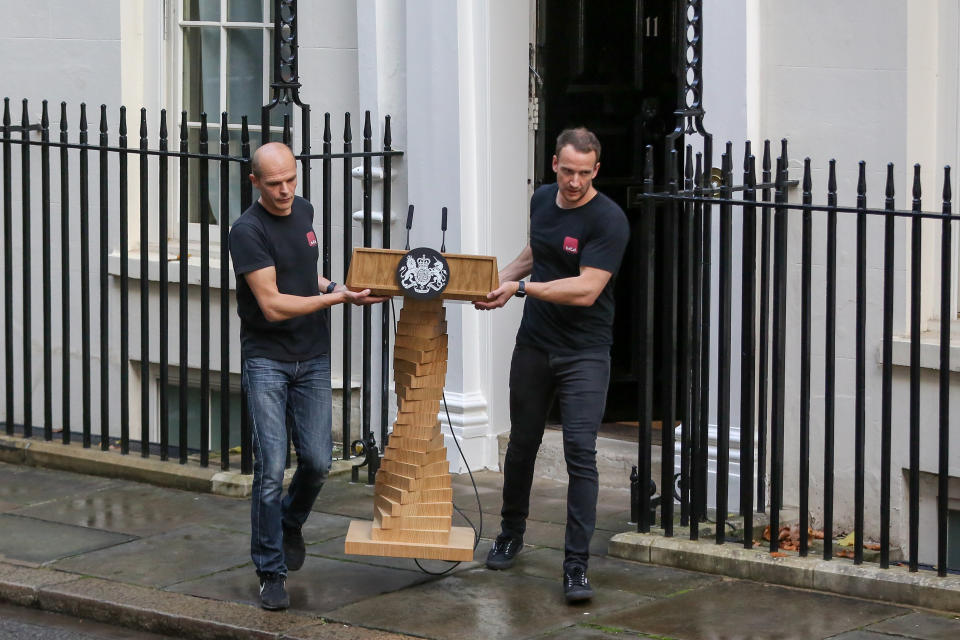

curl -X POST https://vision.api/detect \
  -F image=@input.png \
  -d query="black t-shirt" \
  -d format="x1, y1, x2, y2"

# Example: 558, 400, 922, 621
229, 196, 329, 361
516, 183, 630, 355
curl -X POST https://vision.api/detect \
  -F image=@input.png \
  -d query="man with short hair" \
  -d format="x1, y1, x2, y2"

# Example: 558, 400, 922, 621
229, 142, 383, 610
475, 127, 629, 602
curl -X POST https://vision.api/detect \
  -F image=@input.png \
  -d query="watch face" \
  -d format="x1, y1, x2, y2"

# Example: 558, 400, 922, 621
396, 247, 449, 299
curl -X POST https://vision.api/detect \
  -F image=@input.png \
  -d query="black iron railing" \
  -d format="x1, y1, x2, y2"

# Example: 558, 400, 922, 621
636, 139, 956, 577
0, 96, 400, 476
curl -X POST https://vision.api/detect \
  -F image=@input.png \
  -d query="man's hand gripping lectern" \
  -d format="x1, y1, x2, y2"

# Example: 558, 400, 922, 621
343, 247, 498, 561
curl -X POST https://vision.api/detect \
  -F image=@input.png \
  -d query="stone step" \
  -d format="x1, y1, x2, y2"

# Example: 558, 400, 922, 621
497, 429, 662, 490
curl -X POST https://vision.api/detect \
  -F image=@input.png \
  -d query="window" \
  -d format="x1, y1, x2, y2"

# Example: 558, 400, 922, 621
165, 382, 243, 454
173, 0, 291, 235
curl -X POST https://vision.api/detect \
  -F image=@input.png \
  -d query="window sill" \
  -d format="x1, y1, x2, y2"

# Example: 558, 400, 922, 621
107, 250, 237, 290
889, 319, 960, 372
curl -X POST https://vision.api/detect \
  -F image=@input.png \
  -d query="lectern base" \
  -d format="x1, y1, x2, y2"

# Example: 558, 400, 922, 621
344, 520, 475, 561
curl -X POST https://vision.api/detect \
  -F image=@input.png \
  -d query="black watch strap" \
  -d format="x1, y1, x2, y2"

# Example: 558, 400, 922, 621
325, 281, 338, 294
515, 280, 526, 298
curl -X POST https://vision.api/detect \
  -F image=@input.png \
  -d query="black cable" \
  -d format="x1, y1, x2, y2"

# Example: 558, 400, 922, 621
387, 299, 484, 575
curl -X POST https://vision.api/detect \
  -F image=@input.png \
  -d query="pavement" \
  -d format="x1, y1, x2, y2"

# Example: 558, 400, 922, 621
1, 461, 960, 640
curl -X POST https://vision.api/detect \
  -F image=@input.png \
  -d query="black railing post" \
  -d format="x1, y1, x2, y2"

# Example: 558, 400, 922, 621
740, 152, 757, 548
362, 111, 375, 484
79, 103, 91, 448
239, 116, 253, 475
159, 110, 169, 460
22, 99, 33, 439
98, 104, 108, 450
697, 135, 713, 524
139, 108, 150, 456
59, 102, 71, 445
716, 145, 733, 543
2, 98, 12, 437
909, 164, 922, 572
854, 161, 866, 564
689, 151, 703, 539
342, 113, 353, 464
938, 165, 952, 577
220, 112, 231, 470
756, 140, 772, 513
380, 116, 392, 450
880, 162, 894, 568
40, 100, 52, 442
322, 114, 332, 281
769, 156, 787, 552
824, 159, 838, 560
119, 106, 130, 454
799, 157, 813, 557
661, 147, 679, 536
178, 111, 189, 463
678, 146, 694, 528
199, 114, 211, 467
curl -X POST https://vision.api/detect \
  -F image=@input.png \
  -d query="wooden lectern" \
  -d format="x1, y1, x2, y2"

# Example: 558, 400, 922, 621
342, 247, 498, 561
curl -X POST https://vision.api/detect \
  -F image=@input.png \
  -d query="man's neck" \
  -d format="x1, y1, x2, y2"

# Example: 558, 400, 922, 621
555, 186, 598, 210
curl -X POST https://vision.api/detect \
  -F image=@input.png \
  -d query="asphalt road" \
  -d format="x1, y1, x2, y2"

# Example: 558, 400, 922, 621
0, 602, 177, 639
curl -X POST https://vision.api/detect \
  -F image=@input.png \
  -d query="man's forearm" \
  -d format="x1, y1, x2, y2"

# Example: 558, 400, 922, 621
499, 245, 533, 283
524, 276, 599, 307
260, 290, 346, 322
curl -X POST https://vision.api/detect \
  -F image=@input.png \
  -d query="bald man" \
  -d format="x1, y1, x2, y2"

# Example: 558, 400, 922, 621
229, 143, 383, 610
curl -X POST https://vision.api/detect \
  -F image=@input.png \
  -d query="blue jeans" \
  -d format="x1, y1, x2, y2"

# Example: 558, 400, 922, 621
243, 355, 333, 577
501, 344, 610, 571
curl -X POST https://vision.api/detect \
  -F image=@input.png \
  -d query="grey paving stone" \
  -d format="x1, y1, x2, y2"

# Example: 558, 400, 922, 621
10, 484, 222, 536
511, 547, 720, 597
0, 601, 178, 639
864, 611, 960, 639
592, 579, 907, 640
166, 555, 432, 614
324, 566, 647, 640
826, 631, 910, 640
0, 464, 116, 506
283, 620, 416, 640
52, 524, 250, 588
0, 563, 82, 607
308, 479, 379, 519
0, 514, 133, 564
535, 624, 640, 640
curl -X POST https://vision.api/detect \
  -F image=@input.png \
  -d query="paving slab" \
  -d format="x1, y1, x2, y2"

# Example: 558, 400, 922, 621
52, 523, 250, 588
0, 514, 134, 565
166, 555, 432, 614
10, 483, 225, 536
591, 579, 907, 640
864, 610, 960, 639
0, 600, 180, 639
535, 625, 638, 640
0, 462, 117, 505
308, 480, 379, 520
511, 547, 720, 597
828, 631, 914, 640
324, 565, 646, 640
282, 620, 416, 640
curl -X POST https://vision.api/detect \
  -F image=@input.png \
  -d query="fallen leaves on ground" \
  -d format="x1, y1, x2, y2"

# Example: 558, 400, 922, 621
760, 525, 881, 553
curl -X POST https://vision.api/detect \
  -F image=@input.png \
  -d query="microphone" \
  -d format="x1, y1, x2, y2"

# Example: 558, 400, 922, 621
404, 204, 414, 250
440, 206, 447, 253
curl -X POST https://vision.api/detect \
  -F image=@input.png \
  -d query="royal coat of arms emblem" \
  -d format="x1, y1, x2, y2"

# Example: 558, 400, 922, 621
396, 247, 449, 299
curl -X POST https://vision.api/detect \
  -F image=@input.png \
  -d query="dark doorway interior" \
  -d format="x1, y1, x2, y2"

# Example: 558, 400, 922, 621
535, 0, 681, 425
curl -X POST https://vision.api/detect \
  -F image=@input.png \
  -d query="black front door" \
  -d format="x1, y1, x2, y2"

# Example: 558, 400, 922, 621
535, 0, 681, 423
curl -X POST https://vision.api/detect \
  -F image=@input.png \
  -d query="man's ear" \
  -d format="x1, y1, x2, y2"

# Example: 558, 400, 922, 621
551, 154, 558, 173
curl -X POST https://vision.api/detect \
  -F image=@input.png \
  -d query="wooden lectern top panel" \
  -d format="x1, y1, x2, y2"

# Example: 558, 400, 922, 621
345, 248, 499, 302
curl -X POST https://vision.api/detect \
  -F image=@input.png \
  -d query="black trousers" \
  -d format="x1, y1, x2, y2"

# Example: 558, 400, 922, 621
500, 343, 610, 570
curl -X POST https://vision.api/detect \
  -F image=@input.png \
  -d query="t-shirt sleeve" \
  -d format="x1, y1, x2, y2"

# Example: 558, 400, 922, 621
229, 221, 274, 276
580, 207, 630, 275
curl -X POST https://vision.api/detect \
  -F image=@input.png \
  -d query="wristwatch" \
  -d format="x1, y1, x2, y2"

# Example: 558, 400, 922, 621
325, 281, 338, 294
515, 281, 526, 298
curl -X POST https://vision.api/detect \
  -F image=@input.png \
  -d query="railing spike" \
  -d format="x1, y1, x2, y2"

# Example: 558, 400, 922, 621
79, 103, 87, 132
685, 144, 693, 180
99, 104, 107, 134
748, 155, 757, 188
119, 106, 127, 136
199, 112, 207, 143
885, 163, 895, 200
221, 112, 229, 143
180, 111, 188, 142
323, 112, 331, 144
913, 164, 922, 201
343, 112, 352, 143
763, 139, 771, 172
944, 166, 952, 203
364, 110, 372, 139
695, 151, 703, 184
240, 114, 249, 145
856, 161, 866, 196
828, 159, 837, 193
41, 100, 49, 129
22, 99, 30, 128
2, 97, 9, 128
803, 158, 812, 193
744, 140, 752, 172
384, 114, 392, 147
59, 102, 68, 132
140, 108, 147, 139
159, 109, 167, 140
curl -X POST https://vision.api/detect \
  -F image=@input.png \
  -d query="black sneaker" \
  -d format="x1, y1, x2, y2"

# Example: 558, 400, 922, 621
563, 566, 594, 603
283, 524, 306, 571
485, 534, 523, 570
258, 573, 290, 610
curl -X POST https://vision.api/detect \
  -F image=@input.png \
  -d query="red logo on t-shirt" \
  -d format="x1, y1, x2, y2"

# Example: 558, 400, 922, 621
306, 230, 318, 247
563, 236, 579, 254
